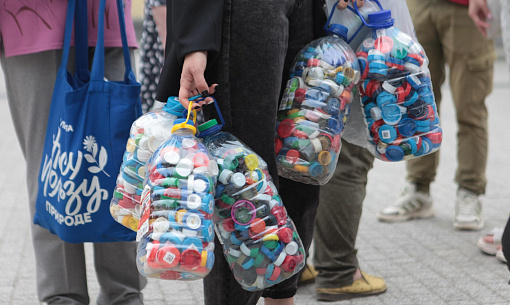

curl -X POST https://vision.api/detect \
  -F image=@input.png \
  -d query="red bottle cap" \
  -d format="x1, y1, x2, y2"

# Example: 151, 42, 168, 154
281, 255, 297, 272
278, 227, 293, 243
277, 119, 295, 138
180, 248, 201, 270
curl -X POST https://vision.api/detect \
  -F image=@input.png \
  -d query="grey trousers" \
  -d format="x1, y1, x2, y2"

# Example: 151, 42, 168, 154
201, 0, 321, 303
0, 47, 147, 305
313, 140, 374, 288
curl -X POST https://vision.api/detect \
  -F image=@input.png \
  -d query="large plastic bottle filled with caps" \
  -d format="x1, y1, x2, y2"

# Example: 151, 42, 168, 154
275, 14, 360, 185
110, 97, 186, 231
199, 101, 306, 291
136, 113, 218, 280
354, 0, 442, 161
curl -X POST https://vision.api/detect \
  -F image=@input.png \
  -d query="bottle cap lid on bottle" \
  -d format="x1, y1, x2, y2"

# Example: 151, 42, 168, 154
164, 97, 187, 116
171, 118, 197, 134
325, 24, 348, 40
197, 119, 222, 137
367, 10, 394, 29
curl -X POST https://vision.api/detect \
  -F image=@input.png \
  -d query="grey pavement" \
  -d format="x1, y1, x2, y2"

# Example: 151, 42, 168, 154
2, 52, 510, 305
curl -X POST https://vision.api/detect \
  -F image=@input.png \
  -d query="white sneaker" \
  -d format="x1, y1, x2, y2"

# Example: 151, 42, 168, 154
454, 188, 484, 230
377, 183, 434, 222
496, 248, 507, 263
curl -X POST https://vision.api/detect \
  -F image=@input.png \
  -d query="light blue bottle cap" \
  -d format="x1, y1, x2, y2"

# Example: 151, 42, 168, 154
382, 104, 402, 125
378, 124, 397, 143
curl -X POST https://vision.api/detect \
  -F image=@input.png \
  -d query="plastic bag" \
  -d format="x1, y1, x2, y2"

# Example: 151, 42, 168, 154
354, 0, 442, 161
275, 16, 360, 185
110, 97, 185, 231
199, 101, 306, 291
325, 0, 418, 149
136, 113, 218, 280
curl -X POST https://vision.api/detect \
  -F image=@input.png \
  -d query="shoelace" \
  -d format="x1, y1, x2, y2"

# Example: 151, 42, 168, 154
457, 195, 480, 215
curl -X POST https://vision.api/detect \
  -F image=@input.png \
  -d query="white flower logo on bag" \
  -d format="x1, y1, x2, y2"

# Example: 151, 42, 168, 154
40, 124, 110, 227
83, 136, 110, 177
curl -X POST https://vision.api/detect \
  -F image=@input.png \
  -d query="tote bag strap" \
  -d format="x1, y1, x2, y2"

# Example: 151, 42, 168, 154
74, 0, 89, 83
90, 0, 133, 83
59, 0, 90, 81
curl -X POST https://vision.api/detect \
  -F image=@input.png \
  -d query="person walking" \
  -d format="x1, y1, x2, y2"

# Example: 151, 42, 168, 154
377, 0, 496, 231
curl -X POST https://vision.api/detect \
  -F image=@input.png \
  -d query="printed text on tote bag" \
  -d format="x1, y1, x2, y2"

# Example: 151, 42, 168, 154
40, 120, 110, 227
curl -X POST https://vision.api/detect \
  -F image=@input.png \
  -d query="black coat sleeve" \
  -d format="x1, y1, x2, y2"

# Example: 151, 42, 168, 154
156, 0, 223, 102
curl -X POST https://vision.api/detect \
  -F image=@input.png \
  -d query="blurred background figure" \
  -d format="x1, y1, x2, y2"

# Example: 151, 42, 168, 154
139, 0, 167, 112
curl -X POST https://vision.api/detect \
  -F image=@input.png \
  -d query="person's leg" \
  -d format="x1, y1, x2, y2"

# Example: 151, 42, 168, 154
438, 1, 494, 230
313, 140, 385, 301
93, 242, 146, 305
1, 47, 90, 304
314, 140, 374, 287
405, 0, 445, 192
377, 0, 444, 223
202, 0, 318, 303
91, 47, 147, 305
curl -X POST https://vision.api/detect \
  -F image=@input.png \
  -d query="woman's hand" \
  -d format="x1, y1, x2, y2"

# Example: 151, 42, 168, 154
468, 0, 491, 37
179, 51, 218, 109
337, 0, 364, 10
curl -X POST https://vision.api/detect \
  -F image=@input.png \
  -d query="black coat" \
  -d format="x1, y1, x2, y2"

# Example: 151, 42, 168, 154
155, 0, 327, 103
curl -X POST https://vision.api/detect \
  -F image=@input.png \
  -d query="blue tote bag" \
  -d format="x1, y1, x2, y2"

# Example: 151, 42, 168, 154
34, 0, 141, 243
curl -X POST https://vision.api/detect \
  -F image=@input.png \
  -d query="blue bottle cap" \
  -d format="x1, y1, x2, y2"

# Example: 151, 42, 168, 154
397, 118, 416, 137
183, 236, 203, 250
328, 117, 344, 135
367, 10, 395, 29
382, 104, 402, 125
309, 162, 324, 178
163, 97, 186, 116
385, 145, 404, 161
376, 91, 397, 108
408, 100, 428, 119
325, 23, 348, 40
201, 219, 214, 243
159, 232, 182, 245
418, 136, 433, 156
325, 97, 340, 115
173, 118, 195, 126
402, 91, 419, 106
378, 124, 397, 143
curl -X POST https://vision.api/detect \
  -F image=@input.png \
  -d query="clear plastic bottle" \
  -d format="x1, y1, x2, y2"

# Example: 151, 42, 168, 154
136, 116, 218, 280
276, 20, 360, 185
110, 97, 186, 231
199, 102, 306, 291
354, 2, 442, 161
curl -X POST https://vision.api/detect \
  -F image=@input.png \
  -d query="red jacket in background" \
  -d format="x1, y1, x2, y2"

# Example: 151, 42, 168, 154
447, 0, 469, 6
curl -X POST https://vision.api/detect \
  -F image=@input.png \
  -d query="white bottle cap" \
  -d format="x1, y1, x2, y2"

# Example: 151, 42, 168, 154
231, 172, 247, 188
164, 151, 180, 164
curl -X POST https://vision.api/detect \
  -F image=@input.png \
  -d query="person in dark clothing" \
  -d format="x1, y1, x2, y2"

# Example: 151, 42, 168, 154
156, 1, 327, 304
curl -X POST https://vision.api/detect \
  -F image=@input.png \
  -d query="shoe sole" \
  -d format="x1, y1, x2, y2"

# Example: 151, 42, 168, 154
496, 251, 507, 263
454, 220, 484, 231
316, 288, 387, 302
477, 239, 499, 255
376, 208, 434, 223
